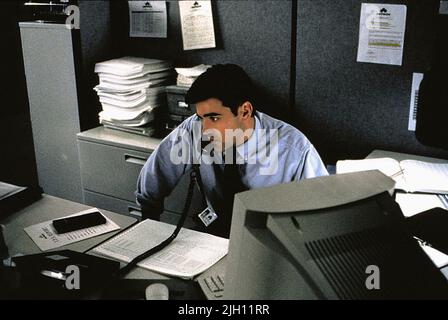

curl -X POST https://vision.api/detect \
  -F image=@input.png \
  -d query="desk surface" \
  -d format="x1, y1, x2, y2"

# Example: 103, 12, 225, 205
1, 195, 172, 281
1, 195, 207, 299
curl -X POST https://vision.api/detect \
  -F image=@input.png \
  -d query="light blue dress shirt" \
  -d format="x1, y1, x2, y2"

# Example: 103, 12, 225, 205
136, 111, 329, 219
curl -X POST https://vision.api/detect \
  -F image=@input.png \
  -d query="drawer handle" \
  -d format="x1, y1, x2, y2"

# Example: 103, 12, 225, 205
124, 154, 147, 166
128, 206, 142, 218
178, 101, 189, 109
166, 123, 178, 131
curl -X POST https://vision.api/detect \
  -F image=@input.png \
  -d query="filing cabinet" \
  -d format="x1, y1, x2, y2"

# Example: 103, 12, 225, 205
77, 127, 203, 225
165, 85, 196, 130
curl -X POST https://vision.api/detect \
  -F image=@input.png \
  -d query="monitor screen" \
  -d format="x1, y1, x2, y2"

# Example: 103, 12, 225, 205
223, 170, 448, 299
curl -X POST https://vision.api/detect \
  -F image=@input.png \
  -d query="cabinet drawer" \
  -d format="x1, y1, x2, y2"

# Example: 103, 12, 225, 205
84, 190, 197, 227
166, 85, 196, 117
83, 189, 143, 219
79, 140, 151, 202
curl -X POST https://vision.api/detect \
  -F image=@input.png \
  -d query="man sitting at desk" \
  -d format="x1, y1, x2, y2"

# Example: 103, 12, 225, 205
136, 64, 328, 238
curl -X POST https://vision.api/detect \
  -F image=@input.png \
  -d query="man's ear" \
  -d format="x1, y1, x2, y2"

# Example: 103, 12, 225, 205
239, 101, 253, 119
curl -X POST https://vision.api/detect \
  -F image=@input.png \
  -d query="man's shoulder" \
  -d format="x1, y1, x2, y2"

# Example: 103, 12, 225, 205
175, 114, 199, 132
256, 111, 311, 152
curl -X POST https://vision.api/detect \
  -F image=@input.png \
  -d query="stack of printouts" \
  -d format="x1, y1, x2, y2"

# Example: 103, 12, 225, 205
94, 57, 174, 136
175, 64, 211, 87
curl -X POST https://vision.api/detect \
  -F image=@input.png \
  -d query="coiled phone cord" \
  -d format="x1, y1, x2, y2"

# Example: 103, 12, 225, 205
118, 165, 200, 277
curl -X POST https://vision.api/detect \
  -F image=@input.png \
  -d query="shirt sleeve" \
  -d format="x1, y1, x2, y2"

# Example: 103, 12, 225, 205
135, 123, 194, 220
293, 144, 329, 181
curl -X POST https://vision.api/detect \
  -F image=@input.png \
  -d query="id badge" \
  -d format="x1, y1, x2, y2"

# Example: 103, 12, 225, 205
198, 207, 218, 227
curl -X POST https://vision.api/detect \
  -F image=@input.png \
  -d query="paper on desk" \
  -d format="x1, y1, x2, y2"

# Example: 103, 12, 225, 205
100, 94, 163, 109
24, 209, 120, 252
99, 70, 173, 83
175, 64, 211, 77
94, 57, 172, 77
92, 219, 229, 280
400, 160, 448, 194
395, 193, 446, 217
336, 157, 407, 189
95, 87, 165, 100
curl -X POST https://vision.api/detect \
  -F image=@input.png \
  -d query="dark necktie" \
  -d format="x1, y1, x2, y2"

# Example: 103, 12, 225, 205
210, 147, 247, 237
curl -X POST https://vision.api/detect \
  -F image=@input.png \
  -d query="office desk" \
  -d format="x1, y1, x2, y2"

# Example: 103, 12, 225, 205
1, 195, 206, 299
2, 195, 135, 256
1, 195, 185, 281
367, 150, 448, 279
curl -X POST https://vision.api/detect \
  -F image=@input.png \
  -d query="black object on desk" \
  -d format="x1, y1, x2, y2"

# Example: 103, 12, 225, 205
52, 211, 106, 234
0, 225, 8, 260
0, 182, 42, 219
406, 207, 448, 256
11, 250, 120, 299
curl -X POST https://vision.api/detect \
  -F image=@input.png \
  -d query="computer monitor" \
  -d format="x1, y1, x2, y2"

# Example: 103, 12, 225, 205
224, 170, 448, 299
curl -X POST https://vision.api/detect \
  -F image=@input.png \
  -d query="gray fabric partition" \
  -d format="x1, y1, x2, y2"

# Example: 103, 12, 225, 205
111, 0, 293, 120
295, 0, 448, 163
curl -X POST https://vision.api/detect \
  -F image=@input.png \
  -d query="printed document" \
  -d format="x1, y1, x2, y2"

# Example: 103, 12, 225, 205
179, 1, 216, 50
92, 219, 229, 279
336, 158, 448, 194
128, 1, 167, 38
357, 3, 407, 65
395, 193, 446, 217
24, 209, 120, 251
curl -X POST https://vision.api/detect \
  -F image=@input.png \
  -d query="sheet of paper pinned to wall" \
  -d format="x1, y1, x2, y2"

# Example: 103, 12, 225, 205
357, 3, 407, 66
179, 0, 216, 51
408, 73, 424, 131
128, 1, 167, 38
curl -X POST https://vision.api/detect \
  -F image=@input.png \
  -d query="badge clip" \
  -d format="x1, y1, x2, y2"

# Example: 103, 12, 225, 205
198, 208, 218, 227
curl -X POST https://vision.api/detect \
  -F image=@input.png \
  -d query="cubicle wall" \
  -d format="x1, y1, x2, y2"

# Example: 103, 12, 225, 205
13, 0, 448, 169
108, 0, 448, 163
7, 0, 448, 206
295, 0, 448, 163
110, 0, 293, 120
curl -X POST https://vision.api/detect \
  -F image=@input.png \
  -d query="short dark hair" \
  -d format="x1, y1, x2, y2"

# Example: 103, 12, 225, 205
185, 64, 255, 116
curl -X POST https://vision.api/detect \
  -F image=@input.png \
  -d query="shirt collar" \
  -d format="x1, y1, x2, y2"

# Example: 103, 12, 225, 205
235, 114, 260, 164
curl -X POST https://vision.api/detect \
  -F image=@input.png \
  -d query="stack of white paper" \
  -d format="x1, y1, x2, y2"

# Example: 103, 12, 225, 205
175, 64, 211, 87
94, 57, 174, 136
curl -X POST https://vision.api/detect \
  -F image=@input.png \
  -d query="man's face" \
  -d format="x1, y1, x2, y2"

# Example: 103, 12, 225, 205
196, 98, 244, 153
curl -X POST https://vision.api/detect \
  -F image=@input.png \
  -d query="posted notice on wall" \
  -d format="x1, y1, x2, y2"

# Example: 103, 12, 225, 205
179, 0, 216, 51
408, 73, 424, 131
128, 1, 167, 38
357, 3, 407, 66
